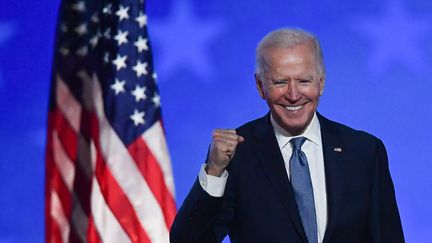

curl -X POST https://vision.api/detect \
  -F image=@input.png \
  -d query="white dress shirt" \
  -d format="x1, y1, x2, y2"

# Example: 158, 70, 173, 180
199, 113, 327, 242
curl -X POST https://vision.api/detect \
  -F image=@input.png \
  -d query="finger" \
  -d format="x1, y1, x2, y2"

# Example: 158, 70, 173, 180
213, 130, 241, 141
213, 129, 237, 134
213, 137, 238, 152
213, 137, 240, 149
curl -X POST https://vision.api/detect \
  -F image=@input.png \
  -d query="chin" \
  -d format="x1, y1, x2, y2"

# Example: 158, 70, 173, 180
279, 114, 313, 135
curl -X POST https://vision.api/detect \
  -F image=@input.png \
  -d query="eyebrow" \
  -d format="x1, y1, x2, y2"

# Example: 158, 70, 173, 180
298, 75, 313, 80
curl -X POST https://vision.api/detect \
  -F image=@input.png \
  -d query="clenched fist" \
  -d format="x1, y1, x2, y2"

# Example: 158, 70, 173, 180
206, 129, 245, 176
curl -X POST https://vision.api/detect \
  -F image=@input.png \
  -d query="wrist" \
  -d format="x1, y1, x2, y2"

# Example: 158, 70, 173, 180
205, 163, 225, 177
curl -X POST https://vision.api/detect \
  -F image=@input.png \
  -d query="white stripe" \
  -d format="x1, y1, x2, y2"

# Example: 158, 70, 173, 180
56, 75, 81, 132
52, 131, 76, 190
142, 122, 175, 196
91, 175, 131, 243
51, 191, 70, 243
83, 72, 170, 243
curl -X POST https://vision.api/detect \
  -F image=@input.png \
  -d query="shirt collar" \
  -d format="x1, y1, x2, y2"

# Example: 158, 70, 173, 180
271, 112, 322, 149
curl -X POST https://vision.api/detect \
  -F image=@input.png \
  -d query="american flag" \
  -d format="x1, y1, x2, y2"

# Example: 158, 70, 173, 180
44, 0, 176, 242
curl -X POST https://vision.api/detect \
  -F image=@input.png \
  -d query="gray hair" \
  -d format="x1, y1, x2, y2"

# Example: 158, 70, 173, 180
255, 28, 325, 79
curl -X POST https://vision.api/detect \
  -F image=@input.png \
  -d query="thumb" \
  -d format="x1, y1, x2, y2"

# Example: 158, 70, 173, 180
237, 135, 245, 143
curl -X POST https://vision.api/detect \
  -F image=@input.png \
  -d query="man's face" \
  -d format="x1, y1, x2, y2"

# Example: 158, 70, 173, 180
256, 43, 324, 135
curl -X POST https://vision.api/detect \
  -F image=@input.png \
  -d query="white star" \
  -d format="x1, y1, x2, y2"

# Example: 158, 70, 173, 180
104, 52, 110, 63
103, 28, 111, 39
75, 23, 87, 36
353, 1, 431, 73
59, 47, 69, 56
72, 1, 85, 12
112, 54, 127, 70
131, 85, 147, 102
152, 93, 161, 107
103, 4, 112, 14
91, 13, 99, 23
151, 1, 225, 80
130, 109, 145, 126
114, 30, 128, 45
111, 79, 126, 95
134, 36, 148, 52
76, 46, 88, 57
116, 5, 130, 21
89, 35, 99, 48
135, 12, 147, 28
132, 61, 148, 77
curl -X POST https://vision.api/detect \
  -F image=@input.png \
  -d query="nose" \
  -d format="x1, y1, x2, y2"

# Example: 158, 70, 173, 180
285, 81, 301, 102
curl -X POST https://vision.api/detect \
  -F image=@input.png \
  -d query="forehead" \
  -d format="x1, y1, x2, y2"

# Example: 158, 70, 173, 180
265, 44, 319, 77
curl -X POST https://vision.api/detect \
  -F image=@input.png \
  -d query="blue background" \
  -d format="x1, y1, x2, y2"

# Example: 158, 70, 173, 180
0, 0, 431, 242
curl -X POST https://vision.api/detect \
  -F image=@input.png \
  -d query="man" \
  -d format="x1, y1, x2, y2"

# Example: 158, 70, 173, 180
170, 28, 404, 243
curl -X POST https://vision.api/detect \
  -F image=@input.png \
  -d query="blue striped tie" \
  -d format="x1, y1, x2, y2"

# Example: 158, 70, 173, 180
289, 137, 317, 243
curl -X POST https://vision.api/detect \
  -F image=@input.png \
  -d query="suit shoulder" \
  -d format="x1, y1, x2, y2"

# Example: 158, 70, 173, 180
320, 115, 382, 145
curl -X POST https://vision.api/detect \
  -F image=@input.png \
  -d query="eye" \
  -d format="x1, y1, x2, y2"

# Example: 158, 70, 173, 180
299, 79, 311, 84
272, 80, 287, 86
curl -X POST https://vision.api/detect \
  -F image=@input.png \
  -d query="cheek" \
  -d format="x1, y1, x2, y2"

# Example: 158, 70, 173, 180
302, 86, 321, 101
264, 87, 285, 101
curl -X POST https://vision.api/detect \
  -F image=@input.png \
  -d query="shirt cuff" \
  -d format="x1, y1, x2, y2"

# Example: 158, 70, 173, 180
198, 164, 229, 197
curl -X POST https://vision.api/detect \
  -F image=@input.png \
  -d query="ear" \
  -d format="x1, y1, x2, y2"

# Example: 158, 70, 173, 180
255, 74, 266, 99
319, 77, 325, 96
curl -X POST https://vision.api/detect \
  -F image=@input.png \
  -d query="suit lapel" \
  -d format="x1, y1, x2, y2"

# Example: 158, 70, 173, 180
253, 115, 308, 243
318, 114, 346, 243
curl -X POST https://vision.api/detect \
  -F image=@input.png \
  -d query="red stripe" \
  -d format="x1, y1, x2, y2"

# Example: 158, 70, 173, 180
45, 109, 76, 242
90, 113, 152, 243
128, 137, 177, 229
46, 111, 74, 215
45, 146, 72, 241
87, 216, 102, 243
52, 167, 73, 218
52, 109, 78, 162
47, 217, 64, 243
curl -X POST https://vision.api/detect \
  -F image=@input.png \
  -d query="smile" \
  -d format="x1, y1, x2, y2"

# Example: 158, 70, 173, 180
285, 105, 303, 111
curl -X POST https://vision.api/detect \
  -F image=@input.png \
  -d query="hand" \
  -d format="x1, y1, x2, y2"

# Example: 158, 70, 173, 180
206, 129, 244, 177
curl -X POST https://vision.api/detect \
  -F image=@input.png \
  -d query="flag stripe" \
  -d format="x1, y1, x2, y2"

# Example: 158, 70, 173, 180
52, 108, 78, 162
47, 207, 65, 243
127, 136, 176, 228
141, 121, 175, 196
50, 163, 72, 220
56, 75, 81, 132
53, 131, 76, 190
87, 215, 102, 243
50, 191, 71, 243
69, 193, 89, 243
90, 176, 136, 243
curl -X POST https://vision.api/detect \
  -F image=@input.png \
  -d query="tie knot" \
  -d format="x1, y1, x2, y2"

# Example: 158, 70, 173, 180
290, 137, 307, 150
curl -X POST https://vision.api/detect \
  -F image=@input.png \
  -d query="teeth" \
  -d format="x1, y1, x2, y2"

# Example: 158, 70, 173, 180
285, 105, 302, 111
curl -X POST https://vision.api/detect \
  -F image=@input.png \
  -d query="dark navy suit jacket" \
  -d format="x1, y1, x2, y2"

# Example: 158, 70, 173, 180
170, 113, 404, 243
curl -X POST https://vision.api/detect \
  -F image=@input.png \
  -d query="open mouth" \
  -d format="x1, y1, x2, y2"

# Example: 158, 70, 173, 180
285, 105, 303, 111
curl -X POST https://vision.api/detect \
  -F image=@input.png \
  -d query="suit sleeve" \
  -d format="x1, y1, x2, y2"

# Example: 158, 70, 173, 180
369, 139, 404, 243
170, 173, 237, 243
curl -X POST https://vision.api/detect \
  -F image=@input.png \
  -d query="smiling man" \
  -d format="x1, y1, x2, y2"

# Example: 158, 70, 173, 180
170, 28, 404, 243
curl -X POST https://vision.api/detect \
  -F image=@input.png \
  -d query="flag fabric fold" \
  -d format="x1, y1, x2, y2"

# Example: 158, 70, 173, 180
45, 0, 176, 242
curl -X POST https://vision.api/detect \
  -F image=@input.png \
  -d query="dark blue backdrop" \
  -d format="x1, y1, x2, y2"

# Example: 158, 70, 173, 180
1, 0, 431, 242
